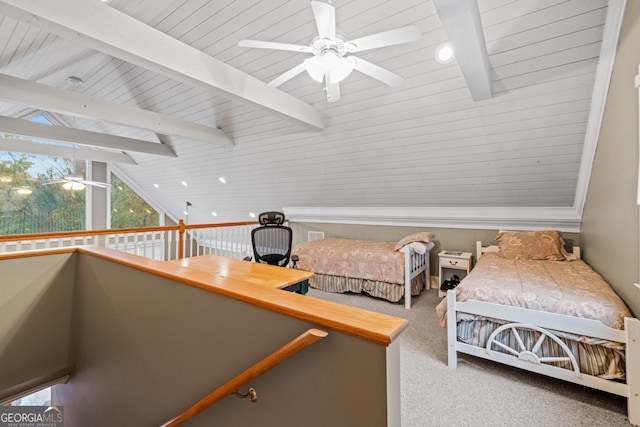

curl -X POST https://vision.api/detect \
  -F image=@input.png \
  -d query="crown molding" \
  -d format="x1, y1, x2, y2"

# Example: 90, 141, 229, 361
283, 206, 582, 232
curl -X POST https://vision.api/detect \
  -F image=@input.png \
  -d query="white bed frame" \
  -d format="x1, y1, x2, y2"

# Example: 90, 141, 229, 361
399, 242, 434, 309
446, 242, 639, 425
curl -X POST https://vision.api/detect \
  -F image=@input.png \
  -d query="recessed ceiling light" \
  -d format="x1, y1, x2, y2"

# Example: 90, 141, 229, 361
181, 181, 188, 186
435, 43, 454, 64
183, 211, 189, 216
218, 177, 226, 184
211, 212, 217, 216
249, 212, 256, 218
153, 183, 159, 188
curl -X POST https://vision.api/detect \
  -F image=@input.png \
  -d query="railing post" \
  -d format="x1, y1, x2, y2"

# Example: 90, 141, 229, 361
178, 219, 186, 259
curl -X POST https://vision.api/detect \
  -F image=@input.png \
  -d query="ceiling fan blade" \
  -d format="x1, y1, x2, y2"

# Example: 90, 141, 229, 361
81, 180, 111, 188
268, 62, 308, 88
238, 39, 312, 53
311, 1, 336, 40
351, 56, 404, 86
325, 76, 340, 102
346, 25, 421, 53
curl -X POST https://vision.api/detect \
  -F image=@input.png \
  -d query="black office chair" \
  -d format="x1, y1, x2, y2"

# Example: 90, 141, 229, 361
250, 211, 292, 266
245, 211, 305, 293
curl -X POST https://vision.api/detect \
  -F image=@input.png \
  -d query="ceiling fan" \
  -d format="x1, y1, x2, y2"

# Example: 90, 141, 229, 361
53, 174, 110, 191
41, 145, 111, 191
238, 0, 421, 102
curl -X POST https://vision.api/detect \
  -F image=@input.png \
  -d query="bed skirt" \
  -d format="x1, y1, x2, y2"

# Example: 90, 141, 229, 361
458, 319, 626, 379
309, 272, 426, 303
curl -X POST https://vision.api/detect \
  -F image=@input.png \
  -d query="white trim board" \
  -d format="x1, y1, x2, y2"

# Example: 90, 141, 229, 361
283, 207, 581, 232
574, 0, 626, 216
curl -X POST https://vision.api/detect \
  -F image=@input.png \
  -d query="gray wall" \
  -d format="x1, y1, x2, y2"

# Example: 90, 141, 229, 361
0, 253, 76, 402
55, 253, 396, 427
581, 0, 640, 317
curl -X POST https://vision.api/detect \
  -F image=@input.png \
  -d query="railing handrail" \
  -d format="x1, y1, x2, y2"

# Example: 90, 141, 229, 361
0, 220, 260, 261
0, 220, 259, 243
161, 328, 328, 427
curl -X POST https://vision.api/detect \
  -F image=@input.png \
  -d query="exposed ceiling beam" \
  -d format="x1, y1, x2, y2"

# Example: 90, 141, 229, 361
0, 0, 325, 131
0, 138, 135, 165
433, 0, 492, 101
0, 74, 232, 147
0, 115, 176, 157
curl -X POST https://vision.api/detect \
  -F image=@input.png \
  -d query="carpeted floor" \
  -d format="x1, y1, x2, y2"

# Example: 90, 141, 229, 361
306, 287, 631, 427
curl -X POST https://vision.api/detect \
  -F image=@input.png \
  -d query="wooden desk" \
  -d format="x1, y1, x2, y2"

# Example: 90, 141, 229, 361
165, 255, 313, 292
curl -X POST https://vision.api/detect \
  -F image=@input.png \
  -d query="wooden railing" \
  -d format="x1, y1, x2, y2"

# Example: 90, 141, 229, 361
0, 219, 259, 261
161, 328, 328, 427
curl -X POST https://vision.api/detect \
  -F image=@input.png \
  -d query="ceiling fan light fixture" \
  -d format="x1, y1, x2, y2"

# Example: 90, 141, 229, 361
304, 56, 327, 83
329, 55, 355, 84
304, 51, 354, 84
62, 181, 86, 191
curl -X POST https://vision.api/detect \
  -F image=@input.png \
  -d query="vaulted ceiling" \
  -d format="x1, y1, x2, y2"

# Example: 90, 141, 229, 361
0, 0, 620, 229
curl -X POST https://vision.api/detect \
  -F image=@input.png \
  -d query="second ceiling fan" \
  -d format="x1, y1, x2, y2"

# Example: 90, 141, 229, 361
40, 145, 111, 191
238, 1, 421, 102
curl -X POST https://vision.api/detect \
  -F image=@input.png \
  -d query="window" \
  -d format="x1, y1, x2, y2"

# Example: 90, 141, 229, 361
110, 173, 160, 228
0, 114, 86, 234
1, 113, 162, 234
0, 153, 86, 234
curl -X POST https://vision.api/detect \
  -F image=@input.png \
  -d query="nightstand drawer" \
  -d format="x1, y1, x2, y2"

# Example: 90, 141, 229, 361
440, 256, 470, 270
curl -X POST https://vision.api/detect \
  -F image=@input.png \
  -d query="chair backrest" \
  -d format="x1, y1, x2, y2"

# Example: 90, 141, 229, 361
251, 212, 292, 267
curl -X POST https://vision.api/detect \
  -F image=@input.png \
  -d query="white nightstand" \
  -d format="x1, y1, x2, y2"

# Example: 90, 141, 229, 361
438, 250, 473, 297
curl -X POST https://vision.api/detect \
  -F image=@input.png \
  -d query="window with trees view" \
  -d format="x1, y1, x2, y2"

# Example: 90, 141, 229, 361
0, 152, 86, 234
1, 113, 161, 235
110, 173, 160, 228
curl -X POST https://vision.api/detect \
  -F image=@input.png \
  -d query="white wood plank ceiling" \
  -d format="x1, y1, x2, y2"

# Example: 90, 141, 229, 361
0, 0, 615, 226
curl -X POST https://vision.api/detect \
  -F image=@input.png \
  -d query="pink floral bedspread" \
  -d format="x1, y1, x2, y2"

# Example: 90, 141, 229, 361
292, 238, 405, 284
436, 253, 632, 330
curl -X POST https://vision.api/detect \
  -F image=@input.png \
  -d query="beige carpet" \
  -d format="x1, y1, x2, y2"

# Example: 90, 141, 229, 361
306, 287, 631, 427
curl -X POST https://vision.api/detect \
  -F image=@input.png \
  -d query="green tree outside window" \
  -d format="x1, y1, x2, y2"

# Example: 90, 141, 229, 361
0, 152, 85, 234
110, 173, 159, 228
